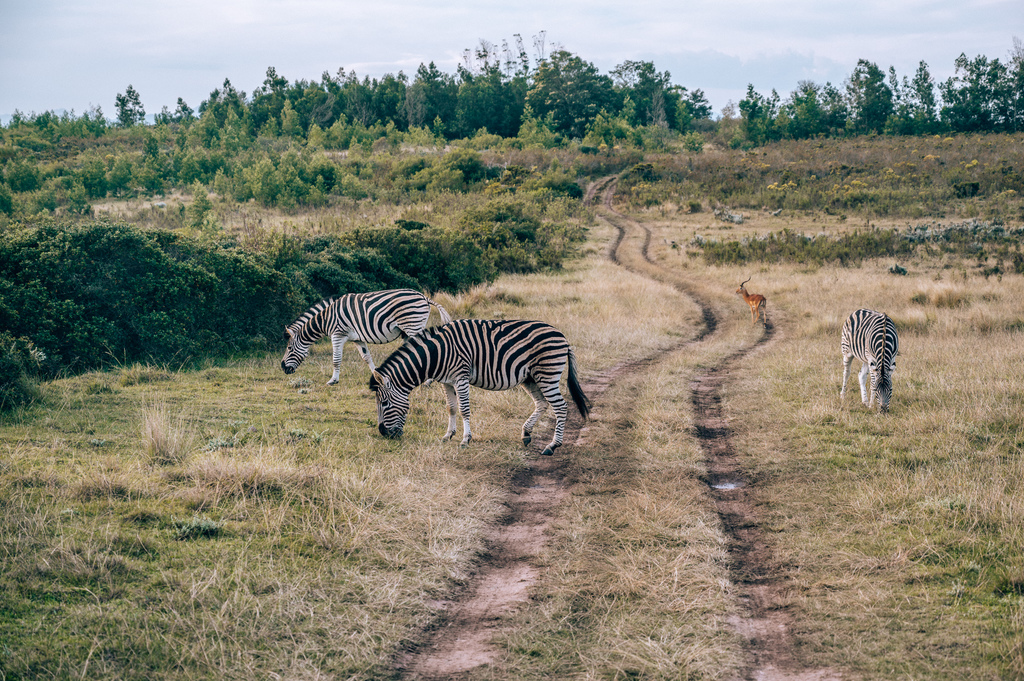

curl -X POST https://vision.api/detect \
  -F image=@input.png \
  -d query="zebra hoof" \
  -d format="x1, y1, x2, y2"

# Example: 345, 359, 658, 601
541, 447, 554, 456
326, 379, 338, 386
522, 435, 532, 447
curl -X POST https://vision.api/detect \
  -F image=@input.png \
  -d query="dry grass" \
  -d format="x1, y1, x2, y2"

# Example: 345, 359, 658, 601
0, 216, 716, 680
141, 402, 195, 466
635, 214, 1024, 679
5, 172, 1024, 678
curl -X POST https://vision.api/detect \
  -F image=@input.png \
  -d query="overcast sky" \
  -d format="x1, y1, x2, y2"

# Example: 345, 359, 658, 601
1, 0, 1021, 123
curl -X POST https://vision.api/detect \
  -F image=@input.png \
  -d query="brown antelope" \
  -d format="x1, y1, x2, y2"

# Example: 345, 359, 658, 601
736, 278, 767, 325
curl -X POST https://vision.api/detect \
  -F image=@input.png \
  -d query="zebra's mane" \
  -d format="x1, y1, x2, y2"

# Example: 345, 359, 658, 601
288, 297, 338, 333
373, 323, 445, 382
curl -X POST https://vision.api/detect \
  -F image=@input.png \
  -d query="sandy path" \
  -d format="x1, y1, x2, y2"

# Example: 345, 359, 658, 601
396, 177, 705, 679
397, 176, 838, 680
595, 181, 839, 681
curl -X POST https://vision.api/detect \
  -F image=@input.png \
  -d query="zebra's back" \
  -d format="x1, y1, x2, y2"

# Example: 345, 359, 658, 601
841, 309, 898, 364
383, 319, 571, 391
333, 289, 431, 344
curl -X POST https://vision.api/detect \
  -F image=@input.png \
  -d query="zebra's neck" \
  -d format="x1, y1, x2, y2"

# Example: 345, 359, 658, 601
294, 298, 346, 342
378, 334, 441, 390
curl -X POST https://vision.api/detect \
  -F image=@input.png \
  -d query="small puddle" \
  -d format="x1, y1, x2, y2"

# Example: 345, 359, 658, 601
711, 480, 745, 490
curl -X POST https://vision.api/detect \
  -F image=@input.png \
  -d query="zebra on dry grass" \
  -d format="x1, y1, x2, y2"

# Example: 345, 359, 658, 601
370, 319, 590, 456
840, 308, 900, 413
281, 289, 451, 385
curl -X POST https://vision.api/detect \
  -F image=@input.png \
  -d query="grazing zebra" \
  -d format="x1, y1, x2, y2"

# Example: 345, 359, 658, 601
369, 319, 591, 456
281, 289, 452, 385
840, 309, 900, 413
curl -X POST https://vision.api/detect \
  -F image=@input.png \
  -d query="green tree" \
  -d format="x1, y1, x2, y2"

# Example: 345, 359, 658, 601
739, 85, 781, 145
115, 85, 146, 127
671, 87, 713, 132
939, 53, 1011, 132
405, 62, 458, 133
454, 66, 527, 138
611, 60, 673, 127
846, 60, 893, 134
785, 81, 825, 139
525, 50, 617, 139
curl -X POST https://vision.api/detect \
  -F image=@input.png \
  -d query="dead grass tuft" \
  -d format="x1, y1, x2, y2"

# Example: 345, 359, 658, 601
141, 403, 195, 465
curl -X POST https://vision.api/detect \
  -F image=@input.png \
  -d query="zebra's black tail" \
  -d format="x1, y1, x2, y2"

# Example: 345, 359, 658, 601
567, 348, 591, 420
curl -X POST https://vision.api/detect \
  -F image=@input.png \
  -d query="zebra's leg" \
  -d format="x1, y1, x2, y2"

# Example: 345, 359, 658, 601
354, 341, 376, 372
520, 379, 549, 447
455, 378, 473, 447
441, 383, 459, 442
538, 379, 569, 456
328, 335, 346, 385
858, 363, 872, 407
840, 354, 854, 402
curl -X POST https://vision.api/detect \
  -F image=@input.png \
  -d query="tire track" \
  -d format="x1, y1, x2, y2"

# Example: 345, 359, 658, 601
396, 177, 707, 680
595, 177, 839, 681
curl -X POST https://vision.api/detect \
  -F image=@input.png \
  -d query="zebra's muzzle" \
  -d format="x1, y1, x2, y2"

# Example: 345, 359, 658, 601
379, 423, 402, 439
281, 362, 295, 374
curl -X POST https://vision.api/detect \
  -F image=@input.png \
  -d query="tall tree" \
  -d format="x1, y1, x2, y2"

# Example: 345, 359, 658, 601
115, 85, 146, 127
939, 53, 1010, 132
785, 81, 825, 139
739, 85, 781, 144
1008, 38, 1024, 132
611, 60, 673, 127
846, 60, 893, 134
405, 62, 458, 133
525, 50, 617, 139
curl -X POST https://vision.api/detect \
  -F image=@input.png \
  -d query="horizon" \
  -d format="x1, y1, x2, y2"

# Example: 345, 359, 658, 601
2, 1, 1021, 126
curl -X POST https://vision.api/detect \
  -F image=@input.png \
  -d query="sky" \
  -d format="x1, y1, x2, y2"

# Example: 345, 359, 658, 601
1, 0, 1022, 123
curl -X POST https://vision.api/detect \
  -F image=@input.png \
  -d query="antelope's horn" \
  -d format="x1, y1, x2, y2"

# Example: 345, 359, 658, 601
740, 277, 751, 287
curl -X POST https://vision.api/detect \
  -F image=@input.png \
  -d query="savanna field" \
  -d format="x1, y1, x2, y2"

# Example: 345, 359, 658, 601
3, 84, 1024, 679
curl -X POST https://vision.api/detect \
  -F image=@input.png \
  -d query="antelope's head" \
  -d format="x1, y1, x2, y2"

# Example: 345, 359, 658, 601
736, 277, 751, 296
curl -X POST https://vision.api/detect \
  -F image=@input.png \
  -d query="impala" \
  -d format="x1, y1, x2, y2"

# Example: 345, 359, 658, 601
736, 278, 767, 325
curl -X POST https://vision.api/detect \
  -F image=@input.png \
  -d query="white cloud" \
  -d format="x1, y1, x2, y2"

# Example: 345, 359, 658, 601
1, 0, 1020, 117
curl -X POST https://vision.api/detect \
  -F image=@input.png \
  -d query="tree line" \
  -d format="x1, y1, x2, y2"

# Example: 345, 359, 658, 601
737, 47, 1024, 146
5, 39, 1023, 149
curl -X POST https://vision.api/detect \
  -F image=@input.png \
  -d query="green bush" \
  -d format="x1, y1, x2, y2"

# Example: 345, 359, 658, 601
0, 223, 302, 374
0, 332, 41, 411
340, 225, 492, 292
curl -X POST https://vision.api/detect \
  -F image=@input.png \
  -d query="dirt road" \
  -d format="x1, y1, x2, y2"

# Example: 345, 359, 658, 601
397, 177, 837, 680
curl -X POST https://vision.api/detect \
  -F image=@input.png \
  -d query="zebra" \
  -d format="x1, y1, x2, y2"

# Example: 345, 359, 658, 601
840, 308, 900, 413
369, 319, 591, 456
281, 289, 452, 385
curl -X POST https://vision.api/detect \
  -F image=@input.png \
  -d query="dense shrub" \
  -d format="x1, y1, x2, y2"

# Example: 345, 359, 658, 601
339, 225, 492, 292
0, 223, 303, 376
692, 228, 913, 266
0, 332, 41, 410
459, 198, 586, 272
691, 220, 1024, 266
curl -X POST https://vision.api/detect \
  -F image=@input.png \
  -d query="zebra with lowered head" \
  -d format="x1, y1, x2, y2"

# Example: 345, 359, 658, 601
840, 308, 900, 413
281, 289, 452, 385
370, 319, 591, 456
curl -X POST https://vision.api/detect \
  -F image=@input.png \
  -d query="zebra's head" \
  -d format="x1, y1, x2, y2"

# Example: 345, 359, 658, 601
370, 369, 410, 439
871, 360, 895, 413
280, 327, 309, 375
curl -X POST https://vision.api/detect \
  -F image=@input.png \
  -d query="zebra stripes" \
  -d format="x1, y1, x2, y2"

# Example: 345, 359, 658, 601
369, 319, 591, 456
841, 308, 900, 413
281, 289, 452, 385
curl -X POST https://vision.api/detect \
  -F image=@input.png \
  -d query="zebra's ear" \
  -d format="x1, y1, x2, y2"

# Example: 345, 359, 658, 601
371, 370, 389, 389
283, 328, 292, 342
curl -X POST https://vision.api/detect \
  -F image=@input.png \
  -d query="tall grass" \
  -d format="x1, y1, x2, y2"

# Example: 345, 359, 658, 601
635, 224, 1024, 679
0, 219, 708, 680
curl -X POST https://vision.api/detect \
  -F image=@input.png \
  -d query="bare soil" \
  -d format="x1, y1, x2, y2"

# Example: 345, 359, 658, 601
396, 177, 839, 680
